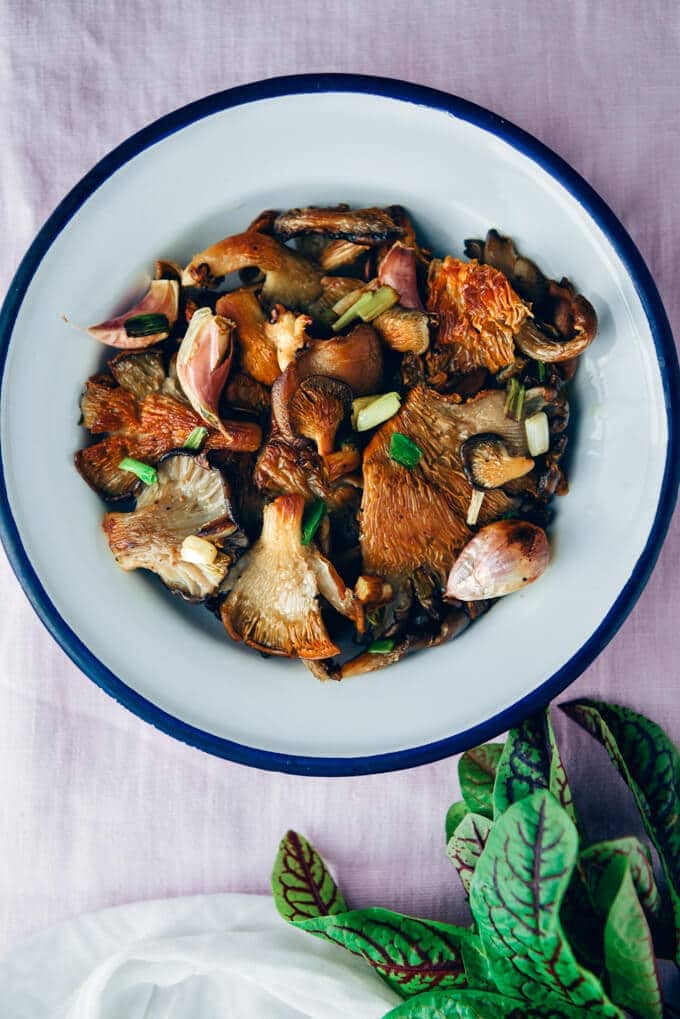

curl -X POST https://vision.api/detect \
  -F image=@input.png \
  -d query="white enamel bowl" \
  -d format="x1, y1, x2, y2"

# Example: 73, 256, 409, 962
1, 76, 677, 774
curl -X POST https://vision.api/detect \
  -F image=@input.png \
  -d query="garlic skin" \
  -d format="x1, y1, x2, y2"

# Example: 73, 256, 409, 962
176, 308, 234, 433
445, 520, 550, 600
87, 280, 179, 348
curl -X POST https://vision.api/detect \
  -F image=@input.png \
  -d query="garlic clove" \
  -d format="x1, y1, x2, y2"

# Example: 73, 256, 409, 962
445, 520, 550, 601
176, 307, 234, 433
87, 280, 179, 349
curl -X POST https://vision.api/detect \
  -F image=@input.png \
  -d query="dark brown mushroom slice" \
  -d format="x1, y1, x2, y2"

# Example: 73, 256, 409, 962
103, 453, 246, 601
319, 240, 370, 271
253, 425, 360, 510
109, 350, 166, 401
224, 372, 271, 416
460, 433, 534, 490
289, 376, 352, 458
298, 324, 384, 395
246, 209, 279, 234
220, 493, 359, 659
339, 608, 470, 678
155, 259, 183, 283
273, 205, 404, 245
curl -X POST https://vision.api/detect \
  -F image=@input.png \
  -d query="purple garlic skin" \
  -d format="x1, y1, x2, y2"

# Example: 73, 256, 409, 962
87, 279, 179, 348
445, 520, 550, 601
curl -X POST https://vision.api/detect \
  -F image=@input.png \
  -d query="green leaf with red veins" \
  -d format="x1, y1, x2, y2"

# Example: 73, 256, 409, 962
461, 934, 497, 992
271, 830, 346, 923
595, 855, 663, 1019
383, 988, 546, 1018
469, 791, 623, 1017
445, 801, 469, 843
561, 699, 680, 963
294, 908, 468, 998
458, 743, 504, 818
446, 813, 492, 895
493, 711, 577, 827
580, 837, 663, 924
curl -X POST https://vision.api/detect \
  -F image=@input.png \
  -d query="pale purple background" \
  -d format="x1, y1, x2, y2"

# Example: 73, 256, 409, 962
0, 0, 678, 954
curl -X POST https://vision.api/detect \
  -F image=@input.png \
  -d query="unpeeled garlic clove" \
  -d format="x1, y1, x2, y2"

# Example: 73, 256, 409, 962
176, 307, 234, 433
87, 280, 179, 348
445, 520, 550, 601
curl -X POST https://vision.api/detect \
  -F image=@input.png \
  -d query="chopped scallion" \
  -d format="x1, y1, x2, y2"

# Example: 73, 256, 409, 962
367, 639, 395, 654
118, 457, 157, 485
389, 432, 422, 468
124, 313, 169, 338
354, 392, 401, 431
466, 488, 485, 526
184, 426, 208, 451
536, 360, 546, 383
332, 286, 399, 332
301, 499, 326, 546
525, 411, 550, 456
504, 377, 526, 422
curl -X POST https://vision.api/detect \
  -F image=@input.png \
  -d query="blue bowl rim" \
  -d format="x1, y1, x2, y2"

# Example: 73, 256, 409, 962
0, 73, 678, 776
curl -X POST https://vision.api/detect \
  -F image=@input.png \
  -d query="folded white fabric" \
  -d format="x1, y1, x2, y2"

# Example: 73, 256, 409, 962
0, 893, 401, 1018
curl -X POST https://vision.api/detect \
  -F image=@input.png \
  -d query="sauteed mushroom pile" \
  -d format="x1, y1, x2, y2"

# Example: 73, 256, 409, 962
74, 206, 597, 679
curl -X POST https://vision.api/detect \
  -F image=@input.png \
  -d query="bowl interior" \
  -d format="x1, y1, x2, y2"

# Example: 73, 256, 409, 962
0, 88, 669, 766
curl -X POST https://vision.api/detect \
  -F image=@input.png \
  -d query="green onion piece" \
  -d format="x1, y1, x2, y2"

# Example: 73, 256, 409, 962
184, 426, 208, 451
118, 457, 157, 485
389, 432, 422, 468
332, 286, 399, 332
354, 392, 401, 431
504, 377, 526, 422
525, 411, 550, 456
301, 499, 326, 546
536, 360, 546, 383
124, 313, 170, 338
367, 639, 395, 654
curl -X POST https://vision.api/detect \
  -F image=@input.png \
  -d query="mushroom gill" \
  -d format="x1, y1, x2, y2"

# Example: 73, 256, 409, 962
220, 493, 358, 659
103, 453, 246, 600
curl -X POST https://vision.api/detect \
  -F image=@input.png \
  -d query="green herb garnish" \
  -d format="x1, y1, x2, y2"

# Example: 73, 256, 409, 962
183, 426, 208, 451
367, 639, 395, 654
389, 432, 422, 468
504, 377, 526, 421
332, 285, 399, 332
272, 699, 680, 1014
536, 359, 546, 383
118, 457, 157, 485
124, 313, 170, 338
301, 499, 326, 546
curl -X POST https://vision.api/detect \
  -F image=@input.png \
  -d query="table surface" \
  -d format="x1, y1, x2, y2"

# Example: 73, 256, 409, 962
0, 0, 678, 956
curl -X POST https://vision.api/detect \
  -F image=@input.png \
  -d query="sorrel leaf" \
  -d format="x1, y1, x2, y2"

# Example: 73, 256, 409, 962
295, 907, 468, 997
459, 743, 503, 818
562, 699, 680, 961
596, 855, 663, 1019
445, 801, 469, 843
446, 813, 492, 895
383, 988, 546, 1018
461, 934, 496, 992
493, 710, 576, 825
580, 837, 663, 923
469, 791, 623, 1016
272, 830, 346, 923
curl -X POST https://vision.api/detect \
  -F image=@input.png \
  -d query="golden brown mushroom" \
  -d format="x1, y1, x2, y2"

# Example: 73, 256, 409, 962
273, 205, 403, 245
289, 376, 352, 458
216, 288, 279, 386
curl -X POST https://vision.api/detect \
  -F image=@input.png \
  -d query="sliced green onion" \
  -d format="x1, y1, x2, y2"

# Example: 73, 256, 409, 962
124, 313, 170, 338
354, 392, 401, 431
332, 286, 365, 316
118, 457, 157, 485
332, 285, 399, 332
389, 432, 422, 468
367, 639, 395, 654
301, 499, 326, 546
504, 377, 526, 422
525, 411, 550, 456
184, 426, 208, 451
466, 488, 485, 526
536, 360, 546, 383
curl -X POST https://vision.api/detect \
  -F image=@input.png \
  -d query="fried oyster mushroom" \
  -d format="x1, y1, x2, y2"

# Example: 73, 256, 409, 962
273, 205, 404, 245
103, 453, 246, 600
220, 494, 359, 659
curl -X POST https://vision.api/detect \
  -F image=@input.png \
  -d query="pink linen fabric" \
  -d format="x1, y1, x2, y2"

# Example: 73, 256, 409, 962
0, 0, 678, 955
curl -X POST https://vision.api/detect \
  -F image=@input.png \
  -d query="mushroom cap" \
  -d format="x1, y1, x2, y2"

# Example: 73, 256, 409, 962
289, 376, 352, 457
373, 307, 430, 355
273, 206, 404, 245
298, 324, 384, 396
460, 433, 534, 490
220, 493, 357, 659
103, 453, 245, 600
216, 288, 279, 386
